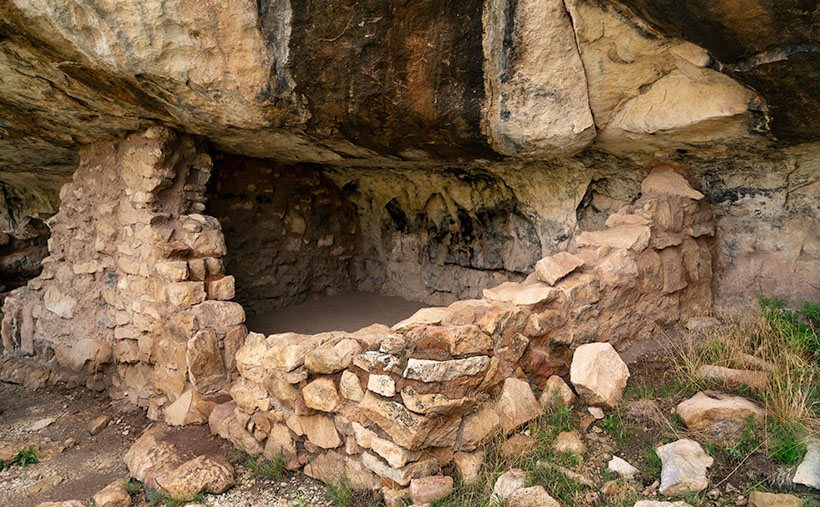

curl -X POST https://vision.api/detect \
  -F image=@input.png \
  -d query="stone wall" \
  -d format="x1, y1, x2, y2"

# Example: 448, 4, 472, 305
209, 165, 716, 500
206, 156, 360, 313
0, 128, 247, 425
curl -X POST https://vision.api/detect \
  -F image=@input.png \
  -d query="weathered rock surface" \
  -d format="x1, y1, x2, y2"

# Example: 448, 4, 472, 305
793, 438, 820, 490
93, 481, 132, 507
570, 343, 630, 407
676, 391, 766, 437
696, 366, 767, 390
608, 456, 638, 479
410, 475, 454, 504
507, 485, 561, 507
535, 252, 585, 286
496, 378, 542, 434
492, 469, 528, 504
748, 491, 803, 507
539, 375, 577, 408
656, 439, 714, 496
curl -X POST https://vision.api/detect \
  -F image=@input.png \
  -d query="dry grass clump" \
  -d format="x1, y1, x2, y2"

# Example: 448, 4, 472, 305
670, 297, 819, 464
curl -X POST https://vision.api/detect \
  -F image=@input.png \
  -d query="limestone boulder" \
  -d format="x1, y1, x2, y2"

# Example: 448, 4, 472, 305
403, 356, 490, 382
656, 439, 713, 496
748, 491, 802, 507
303, 450, 345, 483
552, 430, 586, 455
453, 451, 483, 485
339, 370, 364, 401
124, 426, 183, 490
359, 392, 461, 450
186, 328, 227, 394
410, 475, 454, 504
535, 252, 585, 286
539, 375, 577, 408
496, 378, 541, 434
507, 485, 561, 507
570, 343, 630, 408
675, 391, 766, 437
351, 422, 422, 468
361, 452, 440, 487
305, 338, 361, 374
190, 301, 245, 334
400, 387, 475, 416
482, 282, 559, 306
158, 455, 235, 499
458, 404, 501, 447
491, 468, 528, 504
608, 456, 638, 479
93, 481, 132, 507
793, 438, 820, 490
208, 402, 263, 456
367, 374, 396, 398
288, 414, 341, 449
302, 377, 341, 412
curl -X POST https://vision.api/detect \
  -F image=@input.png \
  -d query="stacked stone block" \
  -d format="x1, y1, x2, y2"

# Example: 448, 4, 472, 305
0, 128, 247, 424
210, 164, 717, 499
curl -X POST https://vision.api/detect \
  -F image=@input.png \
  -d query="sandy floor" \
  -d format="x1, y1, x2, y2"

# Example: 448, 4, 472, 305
245, 292, 427, 335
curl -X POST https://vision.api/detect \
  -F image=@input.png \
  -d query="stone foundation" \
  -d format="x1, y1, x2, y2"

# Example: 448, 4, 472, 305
209, 163, 716, 498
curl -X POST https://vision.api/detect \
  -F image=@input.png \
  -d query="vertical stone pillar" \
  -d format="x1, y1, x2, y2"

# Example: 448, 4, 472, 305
1, 128, 246, 425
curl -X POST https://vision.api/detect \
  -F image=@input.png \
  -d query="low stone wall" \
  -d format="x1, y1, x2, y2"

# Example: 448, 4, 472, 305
0, 128, 247, 424
209, 165, 716, 499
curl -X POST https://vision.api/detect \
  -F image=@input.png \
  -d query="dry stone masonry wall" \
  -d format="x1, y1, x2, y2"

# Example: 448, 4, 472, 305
209, 164, 717, 500
0, 128, 247, 426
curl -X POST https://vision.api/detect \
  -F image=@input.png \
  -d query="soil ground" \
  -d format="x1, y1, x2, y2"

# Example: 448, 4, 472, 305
245, 292, 427, 335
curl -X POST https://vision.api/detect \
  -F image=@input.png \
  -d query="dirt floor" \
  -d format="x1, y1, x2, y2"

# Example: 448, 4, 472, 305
245, 292, 427, 335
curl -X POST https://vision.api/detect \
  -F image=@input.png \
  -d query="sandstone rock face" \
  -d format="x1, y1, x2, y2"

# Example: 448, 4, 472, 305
483, 0, 595, 156
570, 343, 630, 408
656, 439, 714, 496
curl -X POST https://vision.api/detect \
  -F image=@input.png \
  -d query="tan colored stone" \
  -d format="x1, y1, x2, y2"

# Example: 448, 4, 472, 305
409, 325, 493, 356
496, 378, 541, 434
155, 261, 189, 282
403, 356, 490, 382
410, 475, 453, 504
190, 301, 245, 334
400, 387, 475, 416
695, 365, 767, 390
570, 342, 630, 408
303, 450, 346, 483
483, 0, 594, 156
203, 275, 233, 301
360, 452, 439, 487
302, 377, 341, 412
353, 351, 399, 372
576, 226, 650, 252
359, 392, 461, 450
507, 485, 561, 507
748, 491, 802, 507
124, 426, 184, 490
89, 415, 111, 435
43, 286, 76, 319
495, 333, 530, 364
339, 370, 364, 401
35, 502, 86, 507
501, 434, 539, 460
535, 252, 585, 286
482, 281, 559, 306
167, 282, 206, 306
657, 439, 713, 496
208, 402, 263, 456
187, 328, 227, 394
392, 307, 448, 331
351, 422, 422, 468
158, 455, 235, 499
57, 338, 111, 373
93, 481, 132, 507
539, 375, 576, 408
293, 414, 341, 449
676, 391, 766, 433
367, 374, 396, 397
453, 451, 483, 485
344, 455, 379, 491
552, 430, 586, 455
305, 338, 361, 374
491, 468, 528, 504
458, 404, 501, 447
